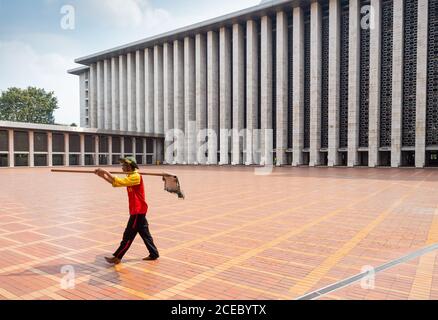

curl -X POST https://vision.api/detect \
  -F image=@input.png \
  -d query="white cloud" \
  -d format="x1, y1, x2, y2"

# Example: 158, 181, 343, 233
0, 41, 79, 125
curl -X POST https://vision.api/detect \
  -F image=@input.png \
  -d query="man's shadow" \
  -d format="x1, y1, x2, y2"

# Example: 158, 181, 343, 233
0, 254, 140, 288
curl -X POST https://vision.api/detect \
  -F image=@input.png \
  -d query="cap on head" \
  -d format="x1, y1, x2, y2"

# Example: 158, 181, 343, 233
119, 156, 139, 169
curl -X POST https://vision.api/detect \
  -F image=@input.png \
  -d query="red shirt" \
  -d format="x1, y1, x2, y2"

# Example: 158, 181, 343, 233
112, 172, 148, 215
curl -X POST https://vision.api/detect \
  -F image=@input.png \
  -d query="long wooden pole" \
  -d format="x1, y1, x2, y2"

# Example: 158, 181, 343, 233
51, 169, 174, 177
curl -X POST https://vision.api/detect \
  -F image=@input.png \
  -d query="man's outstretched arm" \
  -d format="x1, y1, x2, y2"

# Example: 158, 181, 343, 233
95, 168, 114, 185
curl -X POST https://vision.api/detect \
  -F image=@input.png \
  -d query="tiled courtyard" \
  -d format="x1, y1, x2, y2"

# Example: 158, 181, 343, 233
0, 166, 438, 300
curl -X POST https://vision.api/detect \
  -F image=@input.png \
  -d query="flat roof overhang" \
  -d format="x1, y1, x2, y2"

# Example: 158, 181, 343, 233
74, 0, 313, 66
0, 121, 165, 139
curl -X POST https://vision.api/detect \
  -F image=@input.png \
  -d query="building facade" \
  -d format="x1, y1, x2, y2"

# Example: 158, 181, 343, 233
67, 0, 437, 168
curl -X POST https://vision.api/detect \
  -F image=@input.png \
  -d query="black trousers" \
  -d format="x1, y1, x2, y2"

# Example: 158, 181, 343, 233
113, 214, 159, 260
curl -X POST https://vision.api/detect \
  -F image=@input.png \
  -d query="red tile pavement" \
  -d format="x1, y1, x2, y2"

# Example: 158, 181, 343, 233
0, 166, 438, 300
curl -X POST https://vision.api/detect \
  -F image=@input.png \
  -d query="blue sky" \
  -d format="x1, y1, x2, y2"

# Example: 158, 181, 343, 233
0, 0, 260, 124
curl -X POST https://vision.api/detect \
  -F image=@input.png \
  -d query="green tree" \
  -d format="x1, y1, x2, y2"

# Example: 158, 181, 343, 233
0, 87, 58, 124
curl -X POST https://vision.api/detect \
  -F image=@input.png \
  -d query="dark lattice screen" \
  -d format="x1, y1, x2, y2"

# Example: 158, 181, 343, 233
340, 1, 349, 148
402, 0, 418, 147
273, 17, 277, 150
304, 9, 311, 149
69, 134, 80, 153
380, 0, 394, 147
321, 5, 330, 149
427, 0, 438, 146
288, 14, 294, 149
359, 0, 370, 148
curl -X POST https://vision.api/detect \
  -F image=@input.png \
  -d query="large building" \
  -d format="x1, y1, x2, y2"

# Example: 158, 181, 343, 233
2, 0, 437, 169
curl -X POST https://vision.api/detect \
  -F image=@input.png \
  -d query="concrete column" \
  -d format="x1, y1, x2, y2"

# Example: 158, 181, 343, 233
48, 132, 53, 167
174, 40, 185, 164
391, 0, 404, 167
292, 7, 305, 166
111, 57, 120, 130
154, 45, 164, 135
232, 24, 245, 165
8, 129, 14, 167
127, 52, 136, 132
104, 59, 112, 130
119, 55, 128, 131
97, 60, 104, 129
309, 2, 322, 167
79, 134, 85, 166
219, 27, 232, 165
261, 16, 273, 166
121, 137, 125, 158
153, 139, 157, 163
132, 137, 136, 157
145, 48, 154, 133
94, 136, 99, 166
142, 138, 147, 164
196, 34, 207, 165
347, 0, 361, 167
163, 42, 174, 164
184, 37, 196, 165
415, 0, 428, 168
246, 20, 259, 165
79, 73, 86, 127
108, 136, 112, 165
29, 131, 34, 167
89, 63, 97, 128
328, 0, 341, 167
207, 31, 219, 165
136, 50, 145, 133
64, 133, 69, 166
368, 0, 382, 167
276, 11, 288, 167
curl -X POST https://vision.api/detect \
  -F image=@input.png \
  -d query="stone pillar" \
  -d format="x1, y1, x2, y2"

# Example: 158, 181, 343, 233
232, 24, 245, 165
119, 55, 128, 131
111, 57, 120, 130
97, 60, 104, 129
185, 37, 196, 165
8, 129, 14, 167
207, 31, 219, 165
184, 39, 196, 165
104, 59, 112, 130
219, 27, 232, 165
261, 16, 273, 166
391, 0, 404, 167
415, 0, 428, 168
29, 131, 34, 167
145, 48, 154, 134
79, 134, 85, 166
276, 11, 288, 167
142, 138, 147, 165
347, 0, 361, 167
132, 137, 136, 158
368, 0, 382, 167
127, 52, 136, 132
292, 7, 305, 166
328, 0, 341, 167
196, 34, 208, 165
48, 132, 53, 167
246, 20, 259, 165
121, 137, 125, 158
89, 63, 97, 128
163, 42, 174, 164
94, 136, 99, 166
64, 133, 69, 167
108, 136, 112, 165
174, 40, 185, 164
154, 45, 164, 135
136, 50, 145, 133
309, 2, 322, 167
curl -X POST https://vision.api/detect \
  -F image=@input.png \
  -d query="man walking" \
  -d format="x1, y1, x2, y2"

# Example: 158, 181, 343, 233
95, 156, 160, 265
